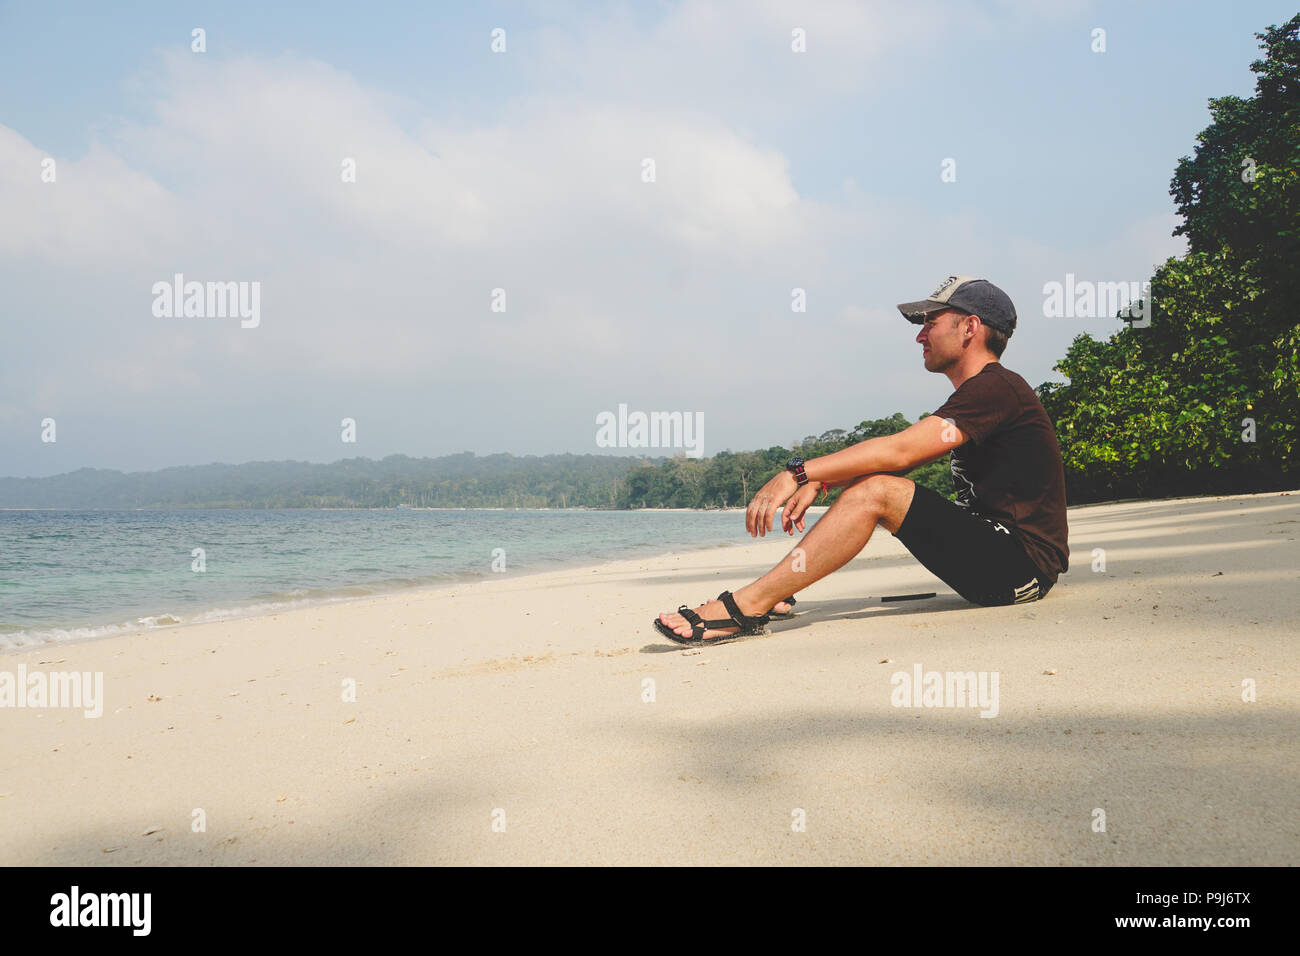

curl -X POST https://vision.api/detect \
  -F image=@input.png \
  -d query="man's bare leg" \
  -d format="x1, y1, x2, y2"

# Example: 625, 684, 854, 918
657, 475, 917, 640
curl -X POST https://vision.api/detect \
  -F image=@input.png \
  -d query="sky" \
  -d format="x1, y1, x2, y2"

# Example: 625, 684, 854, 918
1, 0, 1294, 477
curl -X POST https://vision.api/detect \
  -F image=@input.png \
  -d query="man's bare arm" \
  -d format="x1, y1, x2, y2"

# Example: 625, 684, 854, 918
747, 416, 969, 537
803, 416, 967, 485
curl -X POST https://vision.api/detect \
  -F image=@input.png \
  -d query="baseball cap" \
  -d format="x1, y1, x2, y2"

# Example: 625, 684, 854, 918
897, 275, 1017, 334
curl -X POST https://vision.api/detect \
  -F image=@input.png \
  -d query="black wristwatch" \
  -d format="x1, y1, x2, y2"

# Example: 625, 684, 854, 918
786, 457, 808, 487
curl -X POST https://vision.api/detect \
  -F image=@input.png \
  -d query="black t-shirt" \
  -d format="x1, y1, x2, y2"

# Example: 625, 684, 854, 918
931, 362, 1070, 583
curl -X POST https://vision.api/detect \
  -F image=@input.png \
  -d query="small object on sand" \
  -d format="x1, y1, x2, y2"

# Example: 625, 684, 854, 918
142, 825, 163, 836
146, 694, 162, 702
881, 592, 936, 603
879, 658, 893, 664
102, 845, 126, 853
1043, 669, 1057, 675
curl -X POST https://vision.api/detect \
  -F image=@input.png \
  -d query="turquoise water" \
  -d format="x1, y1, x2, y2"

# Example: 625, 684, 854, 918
0, 509, 811, 650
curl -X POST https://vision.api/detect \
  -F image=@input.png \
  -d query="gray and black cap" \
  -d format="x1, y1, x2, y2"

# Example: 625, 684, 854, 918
897, 275, 1017, 334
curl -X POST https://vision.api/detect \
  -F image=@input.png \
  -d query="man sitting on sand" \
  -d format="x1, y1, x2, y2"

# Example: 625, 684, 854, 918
654, 275, 1070, 645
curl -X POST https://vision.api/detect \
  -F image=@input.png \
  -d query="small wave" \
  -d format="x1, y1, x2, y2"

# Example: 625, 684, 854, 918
0, 578, 478, 653
137, 614, 183, 627
0, 602, 314, 652
0, 617, 182, 651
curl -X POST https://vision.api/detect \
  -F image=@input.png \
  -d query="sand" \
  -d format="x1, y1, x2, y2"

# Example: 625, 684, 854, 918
1, 490, 1296, 866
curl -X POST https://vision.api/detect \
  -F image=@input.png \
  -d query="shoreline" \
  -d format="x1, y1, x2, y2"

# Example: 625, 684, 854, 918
0, 508, 829, 654
3, 485, 1290, 652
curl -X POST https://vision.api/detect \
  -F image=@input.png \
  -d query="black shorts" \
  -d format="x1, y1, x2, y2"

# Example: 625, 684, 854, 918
892, 484, 1052, 607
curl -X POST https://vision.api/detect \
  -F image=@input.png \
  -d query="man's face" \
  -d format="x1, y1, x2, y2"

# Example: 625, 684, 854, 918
916, 308, 969, 372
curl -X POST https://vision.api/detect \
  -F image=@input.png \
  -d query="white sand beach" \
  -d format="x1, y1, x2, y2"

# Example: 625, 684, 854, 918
1, 490, 1296, 866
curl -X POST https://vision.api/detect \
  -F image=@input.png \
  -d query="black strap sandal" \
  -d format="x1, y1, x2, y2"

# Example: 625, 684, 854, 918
768, 595, 798, 619
653, 590, 770, 646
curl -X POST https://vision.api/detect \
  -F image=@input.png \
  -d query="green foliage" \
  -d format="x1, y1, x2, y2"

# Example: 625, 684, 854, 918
1041, 15, 1300, 502
615, 413, 952, 509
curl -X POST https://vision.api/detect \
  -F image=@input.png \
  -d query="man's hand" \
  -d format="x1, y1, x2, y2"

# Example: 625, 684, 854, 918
780, 481, 823, 533
746, 470, 802, 537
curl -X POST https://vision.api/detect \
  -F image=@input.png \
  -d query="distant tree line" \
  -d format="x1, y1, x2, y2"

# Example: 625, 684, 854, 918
0, 453, 639, 510
0, 419, 950, 510
615, 415, 953, 508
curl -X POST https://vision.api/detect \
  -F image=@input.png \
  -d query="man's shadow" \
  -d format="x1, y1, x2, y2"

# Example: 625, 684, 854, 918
641, 592, 970, 652
770, 593, 969, 631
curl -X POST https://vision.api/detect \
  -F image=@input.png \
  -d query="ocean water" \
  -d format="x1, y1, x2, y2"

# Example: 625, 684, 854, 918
0, 508, 813, 650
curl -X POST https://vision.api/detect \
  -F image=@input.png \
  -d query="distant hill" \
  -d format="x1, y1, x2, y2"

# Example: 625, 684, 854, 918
0, 415, 955, 509
0, 453, 655, 509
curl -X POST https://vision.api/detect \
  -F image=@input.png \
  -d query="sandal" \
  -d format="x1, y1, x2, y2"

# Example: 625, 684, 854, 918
653, 590, 770, 646
768, 595, 798, 619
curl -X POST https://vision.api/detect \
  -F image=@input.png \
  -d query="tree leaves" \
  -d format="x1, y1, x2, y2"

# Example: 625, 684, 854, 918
1042, 15, 1299, 501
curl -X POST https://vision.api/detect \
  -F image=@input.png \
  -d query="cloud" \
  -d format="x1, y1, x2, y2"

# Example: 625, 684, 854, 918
0, 127, 182, 265
4, 49, 869, 387
522, 0, 956, 108
0, 0, 1187, 473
